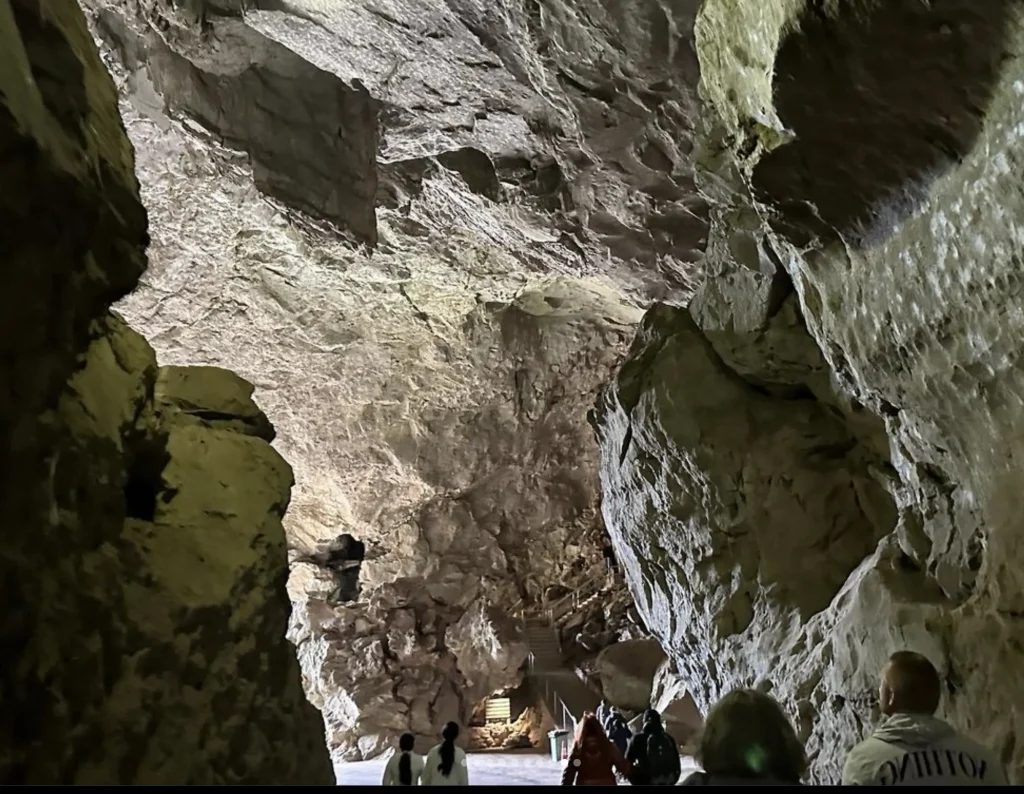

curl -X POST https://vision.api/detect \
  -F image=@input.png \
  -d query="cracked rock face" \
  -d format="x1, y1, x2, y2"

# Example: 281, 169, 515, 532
597, 0, 1024, 784
77, 0, 715, 762
0, 0, 330, 784
89, 0, 707, 297
289, 577, 529, 758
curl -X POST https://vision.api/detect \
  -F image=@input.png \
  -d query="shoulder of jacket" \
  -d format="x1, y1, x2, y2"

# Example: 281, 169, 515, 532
842, 739, 887, 783
844, 739, 870, 767
954, 737, 1006, 769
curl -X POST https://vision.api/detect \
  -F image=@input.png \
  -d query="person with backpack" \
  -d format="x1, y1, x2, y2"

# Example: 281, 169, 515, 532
626, 709, 681, 786
382, 733, 424, 786
604, 710, 632, 757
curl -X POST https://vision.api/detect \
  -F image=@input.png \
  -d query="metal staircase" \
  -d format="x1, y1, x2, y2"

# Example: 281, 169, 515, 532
521, 573, 609, 734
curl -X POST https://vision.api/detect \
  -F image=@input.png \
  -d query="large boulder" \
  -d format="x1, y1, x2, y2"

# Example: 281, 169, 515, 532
597, 0, 1024, 784
446, 602, 530, 699
596, 638, 666, 711
0, 0, 331, 784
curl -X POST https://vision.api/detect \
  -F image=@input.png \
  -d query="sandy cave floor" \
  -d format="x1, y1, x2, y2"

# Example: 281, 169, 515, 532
334, 750, 700, 785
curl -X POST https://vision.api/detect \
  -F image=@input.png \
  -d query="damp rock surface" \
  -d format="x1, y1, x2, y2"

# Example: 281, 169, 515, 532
0, 0, 331, 783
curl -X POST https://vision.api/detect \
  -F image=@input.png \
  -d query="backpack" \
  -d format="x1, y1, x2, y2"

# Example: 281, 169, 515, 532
606, 715, 631, 755
646, 730, 680, 785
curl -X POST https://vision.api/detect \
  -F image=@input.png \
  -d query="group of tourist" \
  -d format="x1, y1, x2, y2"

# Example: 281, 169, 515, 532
564, 650, 1007, 787
382, 722, 469, 786
562, 706, 682, 786
382, 650, 1009, 786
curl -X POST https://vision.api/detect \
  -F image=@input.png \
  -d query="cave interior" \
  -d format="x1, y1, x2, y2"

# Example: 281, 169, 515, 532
3, 0, 1024, 786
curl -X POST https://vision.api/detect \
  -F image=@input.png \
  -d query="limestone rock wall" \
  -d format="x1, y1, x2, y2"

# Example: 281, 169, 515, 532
289, 576, 529, 759
597, 0, 1024, 784
75, 0, 713, 761
0, 0, 331, 784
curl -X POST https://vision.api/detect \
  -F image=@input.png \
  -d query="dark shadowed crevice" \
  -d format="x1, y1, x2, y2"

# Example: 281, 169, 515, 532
10, 1, 88, 148
120, 418, 175, 522
753, 0, 1014, 243
437, 147, 501, 200
91, 7, 380, 245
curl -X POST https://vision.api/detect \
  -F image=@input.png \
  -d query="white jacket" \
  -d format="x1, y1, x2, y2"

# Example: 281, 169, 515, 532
421, 743, 469, 786
842, 713, 1008, 786
382, 750, 425, 786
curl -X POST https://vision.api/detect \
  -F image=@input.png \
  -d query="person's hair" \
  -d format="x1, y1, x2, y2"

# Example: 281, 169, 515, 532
643, 708, 662, 730
398, 733, 415, 785
438, 721, 460, 776
574, 712, 610, 752
696, 689, 807, 783
885, 650, 942, 715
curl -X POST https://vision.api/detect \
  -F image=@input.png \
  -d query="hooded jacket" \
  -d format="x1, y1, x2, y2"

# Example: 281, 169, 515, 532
842, 713, 1008, 786
626, 712, 681, 785
561, 736, 630, 786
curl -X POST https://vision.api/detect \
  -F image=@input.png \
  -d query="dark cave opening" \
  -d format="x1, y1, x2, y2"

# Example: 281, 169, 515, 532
754, 0, 1014, 244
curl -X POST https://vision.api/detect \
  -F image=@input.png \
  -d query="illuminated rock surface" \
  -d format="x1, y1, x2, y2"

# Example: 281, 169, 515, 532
597, 0, 1024, 782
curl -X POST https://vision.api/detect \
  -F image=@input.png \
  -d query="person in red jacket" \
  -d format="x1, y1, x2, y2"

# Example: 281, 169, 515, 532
561, 713, 632, 786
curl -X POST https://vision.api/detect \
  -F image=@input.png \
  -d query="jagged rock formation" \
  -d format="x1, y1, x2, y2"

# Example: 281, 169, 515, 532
77, 0, 712, 761
0, 0, 331, 784
467, 703, 549, 752
289, 574, 529, 759
597, 0, 1024, 784
86, 0, 707, 297
650, 660, 703, 748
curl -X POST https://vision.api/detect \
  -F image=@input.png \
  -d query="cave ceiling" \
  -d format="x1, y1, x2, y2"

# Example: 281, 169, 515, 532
77, 0, 709, 761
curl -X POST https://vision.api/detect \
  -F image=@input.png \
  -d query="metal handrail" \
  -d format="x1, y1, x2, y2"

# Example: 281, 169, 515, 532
520, 566, 614, 736
529, 653, 577, 734
517, 565, 611, 625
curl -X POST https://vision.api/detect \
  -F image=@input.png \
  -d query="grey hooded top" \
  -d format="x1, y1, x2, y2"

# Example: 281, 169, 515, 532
841, 713, 1008, 786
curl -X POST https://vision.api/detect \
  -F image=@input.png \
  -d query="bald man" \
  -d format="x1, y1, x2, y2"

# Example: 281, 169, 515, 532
842, 651, 1007, 786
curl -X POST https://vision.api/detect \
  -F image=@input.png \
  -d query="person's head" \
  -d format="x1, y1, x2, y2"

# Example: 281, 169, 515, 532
575, 712, 609, 751
438, 722, 460, 776
879, 651, 942, 717
697, 688, 807, 783
397, 733, 416, 784
642, 708, 662, 732
441, 721, 460, 742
